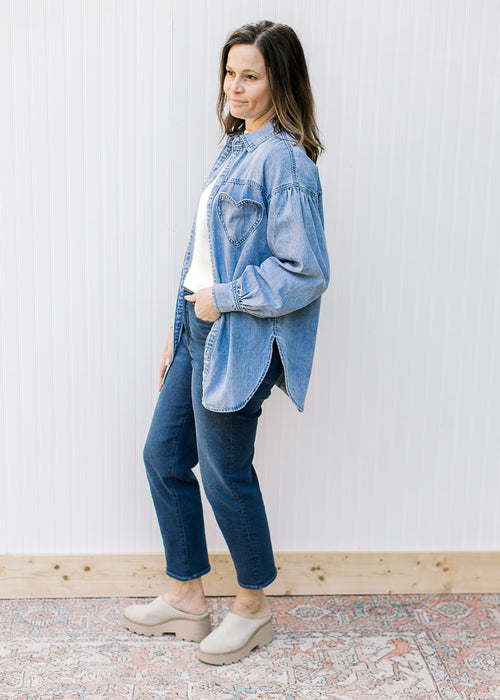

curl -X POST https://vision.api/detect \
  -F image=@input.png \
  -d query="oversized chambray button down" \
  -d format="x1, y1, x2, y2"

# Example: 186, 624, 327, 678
171, 120, 330, 412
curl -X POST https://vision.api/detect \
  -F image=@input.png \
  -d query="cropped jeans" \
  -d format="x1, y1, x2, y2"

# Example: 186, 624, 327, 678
143, 295, 283, 589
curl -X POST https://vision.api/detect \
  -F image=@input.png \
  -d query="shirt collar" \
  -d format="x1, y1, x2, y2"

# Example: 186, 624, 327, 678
234, 120, 277, 152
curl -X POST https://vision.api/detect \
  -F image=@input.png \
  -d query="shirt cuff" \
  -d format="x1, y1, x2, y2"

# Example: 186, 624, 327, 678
212, 281, 240, 313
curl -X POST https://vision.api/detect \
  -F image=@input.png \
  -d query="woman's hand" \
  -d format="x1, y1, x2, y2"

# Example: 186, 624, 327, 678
185, 287, 221, 323
159, 326, 174, 392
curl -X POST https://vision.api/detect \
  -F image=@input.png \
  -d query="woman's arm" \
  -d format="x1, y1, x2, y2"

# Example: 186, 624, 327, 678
212, 185, 329, 318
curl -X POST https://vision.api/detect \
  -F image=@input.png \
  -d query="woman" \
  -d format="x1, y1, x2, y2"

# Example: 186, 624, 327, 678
123, 20, 329, 665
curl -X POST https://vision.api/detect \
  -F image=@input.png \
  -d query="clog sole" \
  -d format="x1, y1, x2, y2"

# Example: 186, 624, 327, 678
123, 614, 211, 642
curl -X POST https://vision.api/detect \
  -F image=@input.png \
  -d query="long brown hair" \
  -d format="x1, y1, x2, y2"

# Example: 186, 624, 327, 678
216, 20, 324, 163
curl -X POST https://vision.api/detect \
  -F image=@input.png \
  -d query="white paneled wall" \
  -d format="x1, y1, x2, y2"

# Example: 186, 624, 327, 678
1, 0, 499, 555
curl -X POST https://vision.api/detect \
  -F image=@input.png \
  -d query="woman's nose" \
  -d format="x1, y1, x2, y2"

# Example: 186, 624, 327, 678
232, 77, 244, 93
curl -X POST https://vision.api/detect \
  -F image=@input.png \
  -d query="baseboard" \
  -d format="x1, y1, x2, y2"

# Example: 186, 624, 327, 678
0, 551, 498, 599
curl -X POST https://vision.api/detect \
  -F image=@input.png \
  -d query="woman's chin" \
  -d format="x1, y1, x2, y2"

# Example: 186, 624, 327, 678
230, 109, 245, 119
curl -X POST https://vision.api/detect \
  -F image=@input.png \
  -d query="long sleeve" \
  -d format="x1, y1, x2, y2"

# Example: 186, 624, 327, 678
212, 185, 330, 318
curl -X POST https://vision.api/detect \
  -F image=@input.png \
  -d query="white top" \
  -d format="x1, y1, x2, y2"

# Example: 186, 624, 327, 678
183, 175, 219, 293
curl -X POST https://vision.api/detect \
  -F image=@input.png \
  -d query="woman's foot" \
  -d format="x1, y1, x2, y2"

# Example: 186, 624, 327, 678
231, 586, 271, 619
161, 578, 208, 615
123, 577, 211, 642
198, 611, 273, 665
198, 586, 273, 665
123, 595, 211, 641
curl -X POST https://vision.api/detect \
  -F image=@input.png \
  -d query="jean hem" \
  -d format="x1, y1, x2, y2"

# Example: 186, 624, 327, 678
166, 565, 211, 581
236, 568, 277, 590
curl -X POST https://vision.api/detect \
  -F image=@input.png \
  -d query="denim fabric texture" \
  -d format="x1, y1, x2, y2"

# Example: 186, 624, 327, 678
144, 296, 282, 588
170, 120, 330, 413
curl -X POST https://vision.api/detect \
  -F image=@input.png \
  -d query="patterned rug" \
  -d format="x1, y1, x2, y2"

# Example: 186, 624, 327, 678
1, 594, 499, 699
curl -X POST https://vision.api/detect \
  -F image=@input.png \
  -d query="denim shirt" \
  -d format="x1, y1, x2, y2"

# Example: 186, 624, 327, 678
171, 120, 330, 412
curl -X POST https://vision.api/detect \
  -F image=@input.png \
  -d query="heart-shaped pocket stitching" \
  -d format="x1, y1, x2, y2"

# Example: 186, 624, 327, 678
216, 193, 264, 247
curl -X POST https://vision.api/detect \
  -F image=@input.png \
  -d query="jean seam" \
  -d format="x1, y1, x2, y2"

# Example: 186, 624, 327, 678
225, 413, 263, 587
164, 328, 209, 580
167, 396, 196, 578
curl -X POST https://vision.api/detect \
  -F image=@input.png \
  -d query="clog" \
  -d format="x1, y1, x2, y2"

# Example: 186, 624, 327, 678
198, 611, 273, 665
123, 595, 211, 642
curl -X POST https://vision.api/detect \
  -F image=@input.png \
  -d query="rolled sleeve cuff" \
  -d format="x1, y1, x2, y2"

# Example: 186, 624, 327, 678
212, 281, 240, 313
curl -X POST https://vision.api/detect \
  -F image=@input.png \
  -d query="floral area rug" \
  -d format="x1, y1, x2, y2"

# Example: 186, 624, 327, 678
1, 594, 499, 699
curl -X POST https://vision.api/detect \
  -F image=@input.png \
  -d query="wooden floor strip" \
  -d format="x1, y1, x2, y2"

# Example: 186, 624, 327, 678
1, 551, 498, 598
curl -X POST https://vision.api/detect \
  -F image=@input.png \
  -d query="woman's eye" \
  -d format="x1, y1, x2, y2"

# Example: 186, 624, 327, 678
246, 75, 256, 80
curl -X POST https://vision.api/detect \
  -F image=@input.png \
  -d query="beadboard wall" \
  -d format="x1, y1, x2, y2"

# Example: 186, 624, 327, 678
1, 0, 499, 567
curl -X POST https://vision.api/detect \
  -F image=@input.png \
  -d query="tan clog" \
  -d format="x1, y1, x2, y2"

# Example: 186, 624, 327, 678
198, 611, 273, 665
123, 596, 211, 642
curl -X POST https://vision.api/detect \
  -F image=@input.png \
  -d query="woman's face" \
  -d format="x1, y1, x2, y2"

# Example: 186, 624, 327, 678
224, 44, 275, 132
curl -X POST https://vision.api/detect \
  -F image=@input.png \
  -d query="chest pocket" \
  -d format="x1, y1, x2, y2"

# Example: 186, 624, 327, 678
216, 193, 264, 248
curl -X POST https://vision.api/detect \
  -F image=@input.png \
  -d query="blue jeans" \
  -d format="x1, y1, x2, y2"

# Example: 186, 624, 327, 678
143, 295, 283, 589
